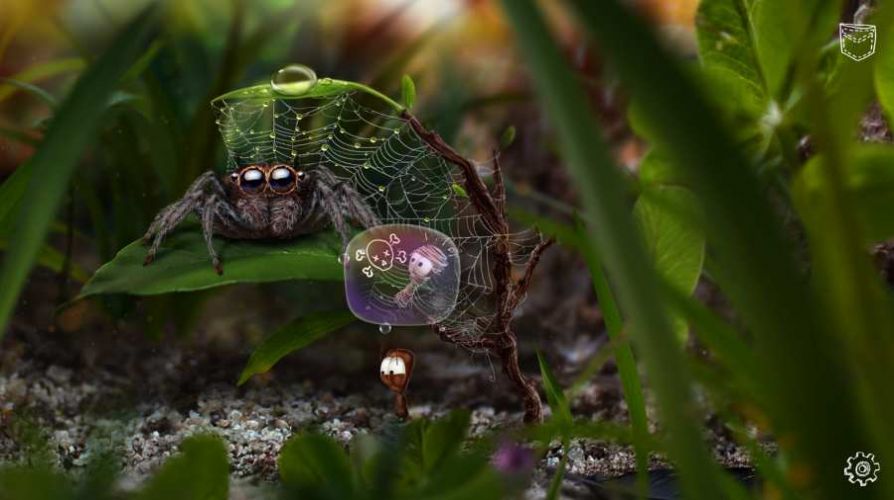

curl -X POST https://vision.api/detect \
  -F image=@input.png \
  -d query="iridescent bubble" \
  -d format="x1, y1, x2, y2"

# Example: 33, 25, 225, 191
344, 224, 460, 327
270, 64, 317, 96
378, 324, 392, 335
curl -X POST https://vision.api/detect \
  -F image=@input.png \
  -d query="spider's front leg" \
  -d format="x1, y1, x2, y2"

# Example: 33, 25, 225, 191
143, 171, 226, 267
311, 168, 380, 247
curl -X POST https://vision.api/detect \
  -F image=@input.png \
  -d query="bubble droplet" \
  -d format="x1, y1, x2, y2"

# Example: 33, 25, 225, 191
378, 185, 386, 192
379, 324, 392, 335
268, 133, 275, 139
320, 144, 329, 152
423, 217, 431, 223
296, 113, 304, 121
320, 77, 333, 84
271, 64, 318, 96
369, 137, 377, 144
353, 142, 361, 149
363, 162, 371, 169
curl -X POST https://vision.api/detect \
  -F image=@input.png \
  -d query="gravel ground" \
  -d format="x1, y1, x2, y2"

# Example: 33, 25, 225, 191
0, 321, 768, 499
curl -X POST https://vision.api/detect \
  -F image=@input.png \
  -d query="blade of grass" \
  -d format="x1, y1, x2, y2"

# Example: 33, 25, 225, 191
502, 2, 727, 498
0, 58, 84, 103
0, 7, 158, 337
564, 0, 875, 496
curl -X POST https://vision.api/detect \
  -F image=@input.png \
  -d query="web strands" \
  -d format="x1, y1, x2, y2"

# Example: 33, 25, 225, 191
213, 90, 541, 344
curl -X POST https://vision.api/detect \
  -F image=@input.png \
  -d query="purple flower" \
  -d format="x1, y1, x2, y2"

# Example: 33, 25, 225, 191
491, 441, 536, 475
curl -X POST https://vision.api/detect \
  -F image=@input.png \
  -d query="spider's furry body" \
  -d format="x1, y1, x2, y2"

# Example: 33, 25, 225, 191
142, 164, 379, 274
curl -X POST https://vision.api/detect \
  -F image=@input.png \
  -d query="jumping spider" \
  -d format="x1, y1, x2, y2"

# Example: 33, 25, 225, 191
142, 164, 379, 274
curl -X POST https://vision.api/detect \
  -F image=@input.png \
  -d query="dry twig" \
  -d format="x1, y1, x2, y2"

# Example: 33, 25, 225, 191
403, 111, 554, 422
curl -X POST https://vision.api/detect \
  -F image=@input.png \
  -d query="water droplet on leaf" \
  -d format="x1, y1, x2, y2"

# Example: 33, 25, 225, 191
379, 324, 392, 335
271, 64, 318, 96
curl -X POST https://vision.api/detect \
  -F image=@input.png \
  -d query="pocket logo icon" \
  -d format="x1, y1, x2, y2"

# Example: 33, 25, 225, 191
840, 23, 877, 61
844, 451, 880, 487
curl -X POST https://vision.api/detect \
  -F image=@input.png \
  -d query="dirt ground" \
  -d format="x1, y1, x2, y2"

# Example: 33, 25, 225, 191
0, 251, 765, 498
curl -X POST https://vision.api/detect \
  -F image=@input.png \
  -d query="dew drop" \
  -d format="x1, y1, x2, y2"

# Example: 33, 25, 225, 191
369, 137, 377, 144
320, 77, 333, 84
353, 142, 361, 149
379, 324, 392, 335
423, 217, 431, 222
378, 185, 386, 192
320, 144, 329, 152
363, 162, 371, 169
271, 64, 318, 96
296, 113, 304, 121
268, 133, 275, 139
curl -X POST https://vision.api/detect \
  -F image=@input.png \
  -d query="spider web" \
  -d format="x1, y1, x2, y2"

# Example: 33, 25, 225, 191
212, 85, 544, 346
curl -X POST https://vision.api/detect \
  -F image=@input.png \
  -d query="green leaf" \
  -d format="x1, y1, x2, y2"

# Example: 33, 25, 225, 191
77, 225, 343, 299
0, 466, 70, 500
0, 7, 159, 337
135, 435, 229, 500
401, 74, 416, 109
279, 433, 355, 497
794, 145, 894, 243
751, 0, 841, 97
238, 310, 356, 385
695, 0, 766, 103
499, 125, 517, 149
421, 410, 470, 472
634, 186, 705, 342
536, 353, 571, 429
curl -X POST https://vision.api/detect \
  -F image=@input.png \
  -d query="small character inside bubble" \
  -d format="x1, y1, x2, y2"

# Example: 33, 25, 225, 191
395, 245, 448, 308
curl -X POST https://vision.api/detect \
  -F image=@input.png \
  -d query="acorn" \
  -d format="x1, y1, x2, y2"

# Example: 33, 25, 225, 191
379, 348, 414, 419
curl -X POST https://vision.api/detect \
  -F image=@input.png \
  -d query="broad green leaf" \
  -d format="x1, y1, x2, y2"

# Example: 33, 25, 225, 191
238, 310, 355, 385
794, 145, 894, 243
634, 186, 705, 342
421, 410, 470, 473
401, 74, 416, 109
695, 0, 766, 103
751, 0, 841, 97
78, 226, 343, 298
0, 467, 70, 500
279, 434, 355, 497
0, 7, 159, 336
135, 435, 229, 500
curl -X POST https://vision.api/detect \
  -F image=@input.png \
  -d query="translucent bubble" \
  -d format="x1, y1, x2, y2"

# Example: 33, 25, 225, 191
378, 185, 386, 192
353, 142, 361, 149
320, 144, 329, 152
271, 64, 317, 96
369, 137, 377, 144
379, 324, 392, 335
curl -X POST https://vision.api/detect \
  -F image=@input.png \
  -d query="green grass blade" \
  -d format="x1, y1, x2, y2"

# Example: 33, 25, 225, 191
0, 57, 84, 103
0, 7, 159, 337
565, 0, 879, 496
238, 310, 356, 385
502, 1, 726, 497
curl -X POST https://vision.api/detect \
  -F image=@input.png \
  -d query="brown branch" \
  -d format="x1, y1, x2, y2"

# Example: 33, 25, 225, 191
406, 111, 549, 423
509, 238, 555, 311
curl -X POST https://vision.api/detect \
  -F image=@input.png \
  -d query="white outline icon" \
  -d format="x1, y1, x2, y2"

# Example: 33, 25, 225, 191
840, 23, 877, 62
844, 451, 880, 487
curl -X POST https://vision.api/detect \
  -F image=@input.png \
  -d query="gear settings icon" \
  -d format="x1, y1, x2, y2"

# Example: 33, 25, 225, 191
844, 451, 880, 487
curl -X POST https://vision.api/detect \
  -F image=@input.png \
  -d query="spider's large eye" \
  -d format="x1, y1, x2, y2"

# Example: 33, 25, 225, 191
269, 166, 296, 193
240, 168, 265, 194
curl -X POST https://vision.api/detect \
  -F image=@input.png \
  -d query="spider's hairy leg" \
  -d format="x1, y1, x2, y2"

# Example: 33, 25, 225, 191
200, 195, 226, 275
143, 171, 224, 266
336, 182, 380, 229
314, 181, 352, 247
